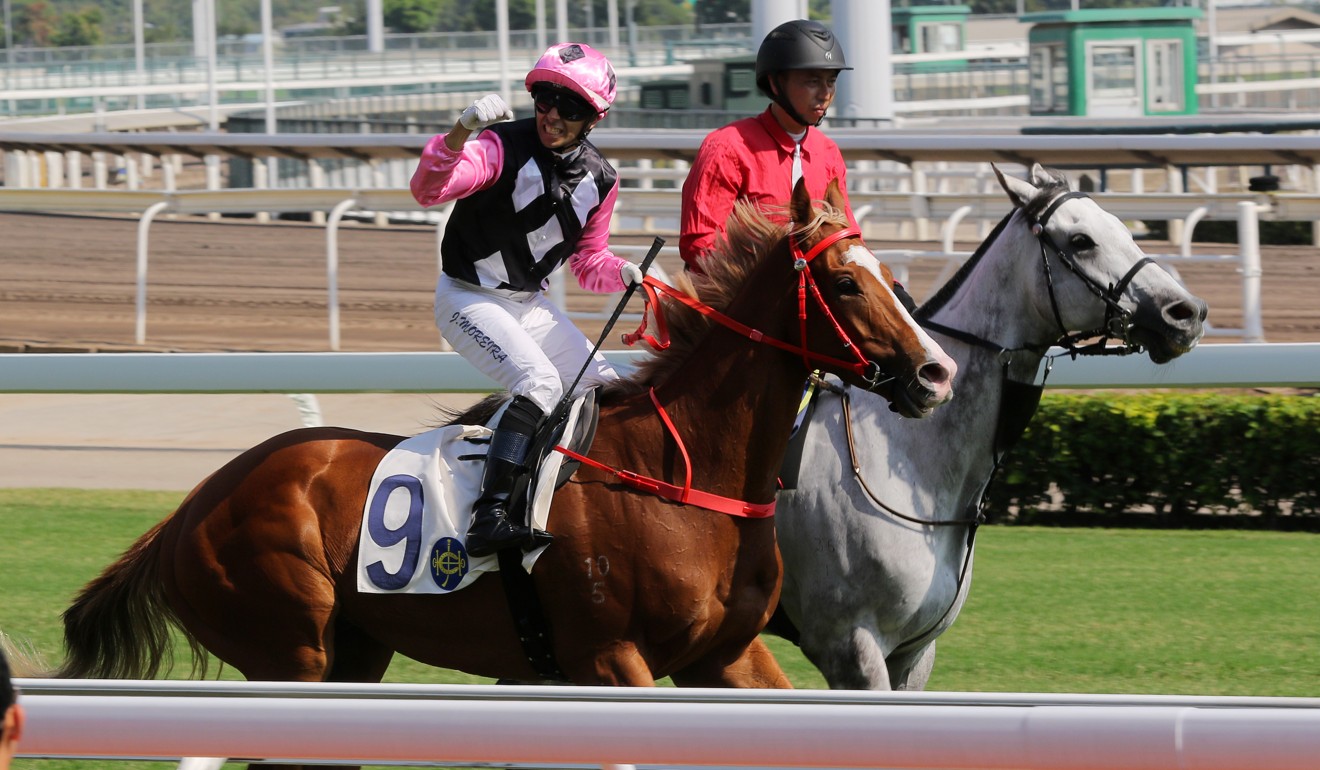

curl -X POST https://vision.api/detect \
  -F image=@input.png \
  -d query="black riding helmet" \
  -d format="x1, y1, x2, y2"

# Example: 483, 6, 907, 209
755, 19, 852, 128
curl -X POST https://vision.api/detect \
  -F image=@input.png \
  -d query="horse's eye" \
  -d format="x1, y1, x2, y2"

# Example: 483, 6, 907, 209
835, 276, 860, 295
1069, 233, 1095, 250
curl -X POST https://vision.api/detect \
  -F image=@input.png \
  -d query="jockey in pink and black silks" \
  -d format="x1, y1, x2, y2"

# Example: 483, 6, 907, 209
411, 42, 644, 558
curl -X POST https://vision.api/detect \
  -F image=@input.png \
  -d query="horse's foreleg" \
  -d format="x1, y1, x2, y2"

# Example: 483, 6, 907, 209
800, 626, 893, 690
889, 641, 937, 691
670, 637, 793, 688
572, 642, 657, 686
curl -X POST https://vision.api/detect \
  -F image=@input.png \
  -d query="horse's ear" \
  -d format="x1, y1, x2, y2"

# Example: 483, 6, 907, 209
825, 177, 846, 211
1030, 163, 1071, 190
790, 175, 812, 224
993, 163, 1038, 210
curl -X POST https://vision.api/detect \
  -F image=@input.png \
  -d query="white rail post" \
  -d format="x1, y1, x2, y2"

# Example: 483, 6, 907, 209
913, 166, 930, 241
136, 201, 173, 345
65, 151, 82, 188
1166, 164, 1184, 245
1237, 200, 1265, 344
326, 198, 359, 351
253, 158, 270, 224
310, 161, 327, 225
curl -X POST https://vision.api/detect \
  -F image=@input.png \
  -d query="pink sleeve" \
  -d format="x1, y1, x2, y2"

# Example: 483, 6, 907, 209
567, 180, 629, 294
410, 131, 503, 208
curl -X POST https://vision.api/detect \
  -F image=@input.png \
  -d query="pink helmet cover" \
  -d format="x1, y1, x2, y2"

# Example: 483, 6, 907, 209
525, 43, 617, 119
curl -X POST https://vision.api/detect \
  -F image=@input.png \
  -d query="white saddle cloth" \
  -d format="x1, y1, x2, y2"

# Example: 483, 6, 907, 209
354, 398, 587, 595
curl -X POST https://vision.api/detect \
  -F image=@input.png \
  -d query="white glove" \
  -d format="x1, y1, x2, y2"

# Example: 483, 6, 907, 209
459, 94, 514, 131
620, 261, 645, 287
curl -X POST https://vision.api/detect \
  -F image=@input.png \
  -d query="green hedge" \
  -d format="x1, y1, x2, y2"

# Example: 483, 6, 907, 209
986, 392, 1320, 529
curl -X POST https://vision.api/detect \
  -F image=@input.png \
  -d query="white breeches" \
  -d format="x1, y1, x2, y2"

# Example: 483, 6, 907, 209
434, 274, 619, 413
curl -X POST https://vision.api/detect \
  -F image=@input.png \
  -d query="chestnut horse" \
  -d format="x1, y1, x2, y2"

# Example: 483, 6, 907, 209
55, 179, 955, 761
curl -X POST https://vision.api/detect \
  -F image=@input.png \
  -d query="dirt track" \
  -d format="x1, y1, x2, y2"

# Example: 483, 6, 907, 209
1, 210, 1318, 353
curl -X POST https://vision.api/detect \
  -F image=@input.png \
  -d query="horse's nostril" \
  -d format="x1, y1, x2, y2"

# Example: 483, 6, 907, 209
1167, 301, 1197, 323
919, 362, 951, 388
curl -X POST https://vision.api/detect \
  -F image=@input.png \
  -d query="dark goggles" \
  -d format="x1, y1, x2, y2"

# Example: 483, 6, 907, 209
532, 87, 594, 122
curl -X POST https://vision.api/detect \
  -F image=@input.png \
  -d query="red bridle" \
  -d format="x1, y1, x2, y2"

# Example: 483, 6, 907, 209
623, 225, 880, 382
559, 225, 890, 519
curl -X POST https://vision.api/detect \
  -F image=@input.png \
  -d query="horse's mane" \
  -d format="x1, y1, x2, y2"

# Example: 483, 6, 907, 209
604, 196, 850, 396
917, 179, 1068, 320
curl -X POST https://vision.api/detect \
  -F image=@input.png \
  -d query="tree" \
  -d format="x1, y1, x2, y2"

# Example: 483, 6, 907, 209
17, 0, 60, 46
384, 0, 441, 32
50, 5, 103, 46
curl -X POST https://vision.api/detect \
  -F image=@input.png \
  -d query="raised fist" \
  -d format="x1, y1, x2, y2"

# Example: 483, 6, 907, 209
459, 94, 514, 131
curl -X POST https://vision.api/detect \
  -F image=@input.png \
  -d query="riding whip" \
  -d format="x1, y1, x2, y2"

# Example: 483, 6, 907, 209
550, 236, 665, 425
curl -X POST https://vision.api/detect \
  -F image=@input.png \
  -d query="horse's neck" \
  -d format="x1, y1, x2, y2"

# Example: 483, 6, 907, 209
870, 222, 1056, 512
926, 222, 1060, 366
646, 286, 806, 504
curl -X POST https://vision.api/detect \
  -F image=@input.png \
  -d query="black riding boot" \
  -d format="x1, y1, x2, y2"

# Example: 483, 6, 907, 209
465, 396, 553, 558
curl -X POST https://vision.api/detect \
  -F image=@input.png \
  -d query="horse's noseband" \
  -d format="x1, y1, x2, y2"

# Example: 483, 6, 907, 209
1029, 190, 1156, 356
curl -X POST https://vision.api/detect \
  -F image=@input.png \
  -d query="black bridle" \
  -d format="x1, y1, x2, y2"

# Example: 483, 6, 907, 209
1030, 190, 1156, 357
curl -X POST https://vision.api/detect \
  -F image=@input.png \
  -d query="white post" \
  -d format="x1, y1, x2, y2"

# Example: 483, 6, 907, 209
372, 160, 388, 227
66, 151, 82, 188
310, 161, 327, 225
326, 198, 359, 351
1237, 200, 1264, 343
535, 0, 547, 52
162, 155, 177, 199
833, 0, 894, 125
1207, 0, 1219, 109
556, 0, 569, 43
134, 0, 146, 110
366, 0, 384, 53
92, 152, 108, 189
136, 201, 172, 345
752, 0, 805, 44
608, 0, 619, 57
497, 0, 511, 106
205, 153, 221, 221
1166, 164, 1184, 246
124, 154, 140, 190
254, 160, 271, 224
913, 167, 930, 241
204, 0, 218, 133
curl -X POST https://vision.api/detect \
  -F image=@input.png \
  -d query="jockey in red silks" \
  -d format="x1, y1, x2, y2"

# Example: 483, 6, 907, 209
679, 19, 918, 312
411, 43, 643, 557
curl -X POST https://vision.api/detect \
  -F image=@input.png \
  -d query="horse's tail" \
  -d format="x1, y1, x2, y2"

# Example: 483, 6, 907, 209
54, 516, 206, 680
0, 631, 49, 678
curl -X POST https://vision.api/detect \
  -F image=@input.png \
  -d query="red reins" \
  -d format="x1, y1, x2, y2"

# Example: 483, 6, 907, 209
555, 388, 776, 518
622, 225, 875, 379
561, 224, 880, 518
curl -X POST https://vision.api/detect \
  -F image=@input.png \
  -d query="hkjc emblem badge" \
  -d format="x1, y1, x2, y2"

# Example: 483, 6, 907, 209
429, 537, 469, 591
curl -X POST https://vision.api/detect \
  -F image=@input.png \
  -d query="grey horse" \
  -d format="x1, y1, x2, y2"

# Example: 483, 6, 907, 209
771, 164, 1209, 689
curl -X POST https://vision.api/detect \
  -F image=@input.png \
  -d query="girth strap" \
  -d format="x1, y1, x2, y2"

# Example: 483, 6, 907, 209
496, 547, 567, 682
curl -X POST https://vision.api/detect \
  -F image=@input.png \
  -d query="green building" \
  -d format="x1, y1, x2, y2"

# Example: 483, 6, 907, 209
1026, 7, 1201, 117
892, 4, 971, 71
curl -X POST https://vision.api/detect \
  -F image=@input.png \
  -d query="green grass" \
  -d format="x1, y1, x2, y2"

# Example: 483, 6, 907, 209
3, 490, 1319, 769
